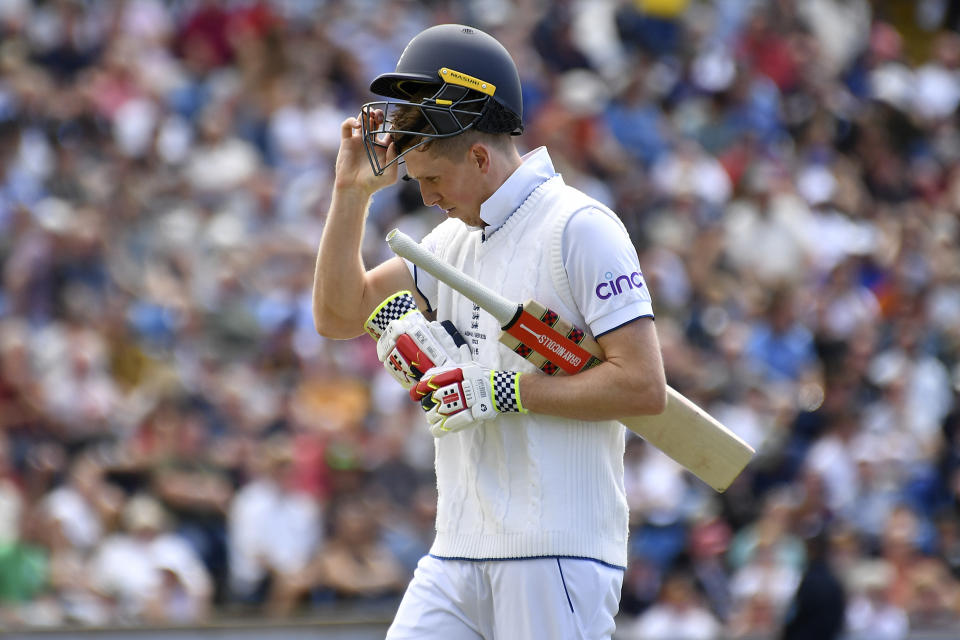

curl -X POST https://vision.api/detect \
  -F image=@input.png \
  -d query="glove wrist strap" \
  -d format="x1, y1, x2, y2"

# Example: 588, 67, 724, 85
364, 290, 417, 339
492, 371, 526, 414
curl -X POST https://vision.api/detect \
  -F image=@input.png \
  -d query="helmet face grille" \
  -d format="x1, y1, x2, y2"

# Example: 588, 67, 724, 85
360, 84, 492, 176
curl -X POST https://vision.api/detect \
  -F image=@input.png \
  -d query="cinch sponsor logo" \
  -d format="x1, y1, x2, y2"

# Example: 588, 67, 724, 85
596, 271, 644, 300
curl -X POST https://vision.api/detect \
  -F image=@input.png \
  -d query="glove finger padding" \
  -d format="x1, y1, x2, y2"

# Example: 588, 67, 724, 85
418, 367, 487, 436
412, 364, 525, 438
366, 291, 471, 390
381, 332, 429, 389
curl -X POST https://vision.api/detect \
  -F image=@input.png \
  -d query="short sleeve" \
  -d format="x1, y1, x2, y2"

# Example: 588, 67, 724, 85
562, 208, 654, 337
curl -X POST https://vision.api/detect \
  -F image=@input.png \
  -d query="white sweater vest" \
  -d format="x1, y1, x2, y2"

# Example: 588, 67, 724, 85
425, 175, 629, 568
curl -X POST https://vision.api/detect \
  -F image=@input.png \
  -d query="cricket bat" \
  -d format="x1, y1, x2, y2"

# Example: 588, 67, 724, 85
386, 229, 755, 492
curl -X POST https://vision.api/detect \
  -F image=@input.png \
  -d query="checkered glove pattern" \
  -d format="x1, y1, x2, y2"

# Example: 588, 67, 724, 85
410, 363, 526, 438
365, 291, 471, 390
364, 290, 418, 340
491, 371, 523, 413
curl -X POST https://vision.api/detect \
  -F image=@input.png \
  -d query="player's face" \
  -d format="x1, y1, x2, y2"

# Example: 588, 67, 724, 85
404, 146, 488, 227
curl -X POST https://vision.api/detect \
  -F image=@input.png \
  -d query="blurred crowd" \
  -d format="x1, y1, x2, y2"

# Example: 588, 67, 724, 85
0, 0, 958, 637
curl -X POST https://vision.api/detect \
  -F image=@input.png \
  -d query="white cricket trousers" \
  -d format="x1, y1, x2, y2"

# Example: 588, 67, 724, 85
386, 555, 624, 640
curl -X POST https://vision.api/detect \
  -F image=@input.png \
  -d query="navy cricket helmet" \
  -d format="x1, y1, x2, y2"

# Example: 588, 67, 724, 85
361, 24, 524, 175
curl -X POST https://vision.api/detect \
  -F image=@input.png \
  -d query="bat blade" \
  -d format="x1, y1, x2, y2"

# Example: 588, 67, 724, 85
386, 229, 755, 492
506, 300, 753, 493
621, 392, 754, 492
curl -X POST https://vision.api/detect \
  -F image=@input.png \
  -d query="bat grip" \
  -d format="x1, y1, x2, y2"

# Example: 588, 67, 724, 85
386, 229, 520, 327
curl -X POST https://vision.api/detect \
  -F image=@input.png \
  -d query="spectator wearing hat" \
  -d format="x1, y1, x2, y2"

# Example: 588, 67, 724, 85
88, 493, 212, 622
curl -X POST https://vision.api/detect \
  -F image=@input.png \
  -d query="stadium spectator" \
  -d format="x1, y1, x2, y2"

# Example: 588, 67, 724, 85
622, 570, 723, 640
88, 493, 212, 623
227, 436, 322, 605
844, 559, 909, 640
268, 490, 405, 616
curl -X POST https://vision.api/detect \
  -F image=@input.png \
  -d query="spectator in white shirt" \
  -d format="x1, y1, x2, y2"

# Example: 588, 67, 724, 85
845, 559, 909, 640
622, 572, 722, 640
88, 493, 212, 622
227, 437, 322, 603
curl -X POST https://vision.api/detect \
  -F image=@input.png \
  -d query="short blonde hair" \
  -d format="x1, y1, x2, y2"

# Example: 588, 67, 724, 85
390, 93, 513, 159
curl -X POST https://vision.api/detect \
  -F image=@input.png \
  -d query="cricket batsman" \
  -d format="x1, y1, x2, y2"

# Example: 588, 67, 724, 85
312, 23, 666, 639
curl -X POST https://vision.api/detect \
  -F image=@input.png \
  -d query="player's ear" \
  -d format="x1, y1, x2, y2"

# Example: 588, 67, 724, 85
469, 143, 491, 174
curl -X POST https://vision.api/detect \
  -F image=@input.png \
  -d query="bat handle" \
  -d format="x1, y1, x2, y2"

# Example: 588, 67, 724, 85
386, 229, 520, 327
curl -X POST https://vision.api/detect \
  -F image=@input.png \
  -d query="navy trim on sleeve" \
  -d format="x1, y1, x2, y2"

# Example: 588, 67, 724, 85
593, 313, 655, 340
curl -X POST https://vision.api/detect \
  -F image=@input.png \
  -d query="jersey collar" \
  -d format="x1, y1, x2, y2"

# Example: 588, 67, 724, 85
479, 146, 556, 236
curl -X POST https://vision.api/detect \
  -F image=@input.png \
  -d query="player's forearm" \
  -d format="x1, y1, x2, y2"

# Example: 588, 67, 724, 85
517, 360, 666, 421
312, 186, 374, 338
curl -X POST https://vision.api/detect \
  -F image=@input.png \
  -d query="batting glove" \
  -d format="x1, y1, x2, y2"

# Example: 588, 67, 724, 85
365, 291, 471, 390
410, 363, 527, 437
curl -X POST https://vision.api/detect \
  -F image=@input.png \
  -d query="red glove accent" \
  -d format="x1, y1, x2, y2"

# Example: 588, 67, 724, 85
393, 333, 440, 379
410, 368, 464, 403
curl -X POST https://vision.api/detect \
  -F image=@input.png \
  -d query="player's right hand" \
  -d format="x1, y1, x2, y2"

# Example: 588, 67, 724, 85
365, 291, 471, 390
334, 109, 398, 194
410, 363, 526, 438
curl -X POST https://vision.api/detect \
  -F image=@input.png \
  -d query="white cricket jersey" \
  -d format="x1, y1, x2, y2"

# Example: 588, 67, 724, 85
404, 148, 652, 569
408, 147, 654, 336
